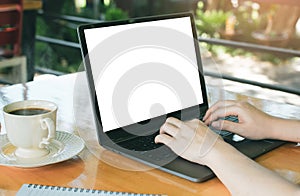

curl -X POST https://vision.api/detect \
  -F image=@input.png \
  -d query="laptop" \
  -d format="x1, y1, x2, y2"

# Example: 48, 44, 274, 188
77, 12, 285, 182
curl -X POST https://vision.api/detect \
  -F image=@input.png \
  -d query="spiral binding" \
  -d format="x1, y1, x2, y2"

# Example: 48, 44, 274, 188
17, 184, 164, 196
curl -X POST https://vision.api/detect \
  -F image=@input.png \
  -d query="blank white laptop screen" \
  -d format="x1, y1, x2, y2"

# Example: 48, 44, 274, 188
84, 16, 204, 132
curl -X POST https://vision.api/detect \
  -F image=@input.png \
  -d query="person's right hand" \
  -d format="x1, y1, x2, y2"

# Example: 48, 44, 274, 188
155, 117, 224, 165
203, 100, 276, 140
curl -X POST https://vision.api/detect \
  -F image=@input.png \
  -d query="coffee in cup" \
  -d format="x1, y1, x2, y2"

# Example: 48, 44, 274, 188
3, 100, 58, 159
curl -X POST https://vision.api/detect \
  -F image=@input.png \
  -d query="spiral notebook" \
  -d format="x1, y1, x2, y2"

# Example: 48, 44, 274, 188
17, 184, 165, 196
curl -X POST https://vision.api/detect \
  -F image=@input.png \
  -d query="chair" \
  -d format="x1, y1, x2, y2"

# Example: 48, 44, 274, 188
0, 0, 27, 84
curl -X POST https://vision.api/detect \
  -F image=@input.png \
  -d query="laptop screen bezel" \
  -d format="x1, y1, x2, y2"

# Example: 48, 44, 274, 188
77, 12, 209, 145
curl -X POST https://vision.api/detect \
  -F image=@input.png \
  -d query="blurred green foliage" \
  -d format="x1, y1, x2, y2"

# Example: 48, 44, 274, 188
35, 0, 128, 73
195, 1, 289, 65
35, 0, 294, 73
195, 9, 230, 38
105, 7, 129, 21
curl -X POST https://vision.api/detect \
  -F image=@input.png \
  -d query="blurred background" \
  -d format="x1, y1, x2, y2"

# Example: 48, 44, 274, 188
0, 0, 299, 105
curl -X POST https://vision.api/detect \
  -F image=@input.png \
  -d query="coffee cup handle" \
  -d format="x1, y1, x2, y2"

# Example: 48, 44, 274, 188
39, 118, 55, 148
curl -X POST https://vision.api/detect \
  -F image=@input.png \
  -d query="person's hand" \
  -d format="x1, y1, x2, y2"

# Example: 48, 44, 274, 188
155, 117, 223, 165
203, 100, 274, 140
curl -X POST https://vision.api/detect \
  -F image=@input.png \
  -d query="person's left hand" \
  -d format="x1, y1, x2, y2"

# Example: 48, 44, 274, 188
155, 117, 223, 165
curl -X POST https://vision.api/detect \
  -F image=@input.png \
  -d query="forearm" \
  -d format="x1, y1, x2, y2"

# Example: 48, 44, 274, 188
269, 117, 300, 143
204, 141, 300, 196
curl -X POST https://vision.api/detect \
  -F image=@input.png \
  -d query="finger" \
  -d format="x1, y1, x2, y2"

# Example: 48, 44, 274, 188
160, 122, 179, 137
203, 100, 225, 121
203, 100, 236, 121
154, 134, 174, 145
204, 104, 241, 125
204, 106, 228, 125
211, 119, 242, 135
166, 117, 183, 128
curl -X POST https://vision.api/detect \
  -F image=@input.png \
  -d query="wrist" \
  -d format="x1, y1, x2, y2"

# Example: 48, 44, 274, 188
197, 138, 234, 167
268, 117, 300, 142
268, 116, 284, 140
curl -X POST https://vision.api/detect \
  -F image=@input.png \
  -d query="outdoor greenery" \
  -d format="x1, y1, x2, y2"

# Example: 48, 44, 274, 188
195, 9, 230, 38
194, 1, 294, 65
35, 0, 129, 73
35, 0, 298, 74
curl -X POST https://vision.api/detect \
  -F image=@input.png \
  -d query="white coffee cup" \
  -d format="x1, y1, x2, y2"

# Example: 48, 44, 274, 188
3, 100, 57, 159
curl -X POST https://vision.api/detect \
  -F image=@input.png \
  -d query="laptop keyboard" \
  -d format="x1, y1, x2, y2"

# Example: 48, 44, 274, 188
118, 132, 162, 151
116, 116, 242, 162
210, 115, 238, 137
119, 116, 239, 152
117, 132, 177, 163
116, 115, 284, 164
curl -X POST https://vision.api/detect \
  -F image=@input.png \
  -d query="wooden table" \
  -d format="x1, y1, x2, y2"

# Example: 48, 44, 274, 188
0, 72, 300, 195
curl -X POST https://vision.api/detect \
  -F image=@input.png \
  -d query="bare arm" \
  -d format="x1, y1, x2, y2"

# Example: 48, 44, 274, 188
269, 117, 300, 142
206, 137, 300, 196
155, 117, 300, 196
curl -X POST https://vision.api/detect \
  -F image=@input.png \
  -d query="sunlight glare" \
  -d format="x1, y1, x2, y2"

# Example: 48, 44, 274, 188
74, 0, 86, 8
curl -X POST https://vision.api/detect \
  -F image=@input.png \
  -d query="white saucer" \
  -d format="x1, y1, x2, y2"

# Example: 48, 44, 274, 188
0, 131, 85, 168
